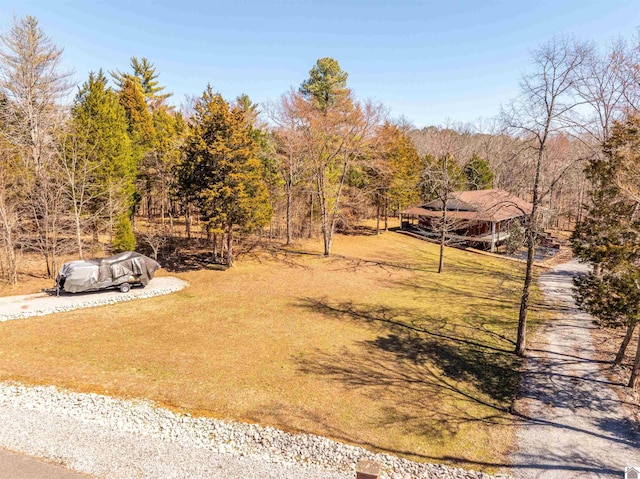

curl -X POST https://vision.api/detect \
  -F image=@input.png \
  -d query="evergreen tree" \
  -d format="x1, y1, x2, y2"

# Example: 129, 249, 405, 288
368, 122, 422, 233
235, 93, 260, 127
572, 113, 640, 388
178, 86, 272, 265
70, 70, 135, 249
111, 56, 171, 110
118, 76, 155, 151
112, 213, 136, 252
143, 107, 185, 228
117, 75, 155, 225
299, 57, 348, 112
463, 153, 493, 190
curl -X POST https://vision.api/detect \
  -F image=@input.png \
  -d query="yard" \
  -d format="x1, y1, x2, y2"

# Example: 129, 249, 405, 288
0, 231, 546, 471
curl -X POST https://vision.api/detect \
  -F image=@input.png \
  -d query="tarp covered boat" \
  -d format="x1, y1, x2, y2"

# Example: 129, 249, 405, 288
55, 252, 161, 294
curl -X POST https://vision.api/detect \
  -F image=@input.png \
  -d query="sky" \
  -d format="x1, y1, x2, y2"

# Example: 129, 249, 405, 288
1, 0, 639, 128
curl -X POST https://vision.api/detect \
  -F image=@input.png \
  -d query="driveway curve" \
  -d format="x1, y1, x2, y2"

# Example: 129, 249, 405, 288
0, 276, 188, 322
509, 260, 640, 478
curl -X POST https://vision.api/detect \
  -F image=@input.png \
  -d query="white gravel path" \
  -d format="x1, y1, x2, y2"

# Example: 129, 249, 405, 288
0, 385, 350, 479
0, 382, 505, 479
0, 276, 188, 322
509, 260, 640, 478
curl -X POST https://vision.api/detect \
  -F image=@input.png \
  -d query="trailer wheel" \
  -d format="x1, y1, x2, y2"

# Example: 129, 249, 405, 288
119, 283, 131, 293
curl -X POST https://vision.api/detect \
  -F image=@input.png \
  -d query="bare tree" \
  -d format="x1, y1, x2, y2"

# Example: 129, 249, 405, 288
0, 16, 72, 170
296, 91, 384, 255
503, 37, 588, 356
59, 127, 105, 258
138, 230, 168, 261
567, 39, 636, 146
266, 91, 309, 245
0, 15, 73, 277
420, 153, 466, 273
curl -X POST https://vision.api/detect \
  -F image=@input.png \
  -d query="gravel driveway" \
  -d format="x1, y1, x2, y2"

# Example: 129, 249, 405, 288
0, 276, 188, 322
509, 260, 640, 478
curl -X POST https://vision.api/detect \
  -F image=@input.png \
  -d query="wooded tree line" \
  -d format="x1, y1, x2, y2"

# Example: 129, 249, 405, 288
0, 16, 428, 280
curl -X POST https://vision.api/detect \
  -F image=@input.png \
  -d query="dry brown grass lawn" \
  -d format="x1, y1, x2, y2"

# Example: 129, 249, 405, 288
0, 231, 548, 471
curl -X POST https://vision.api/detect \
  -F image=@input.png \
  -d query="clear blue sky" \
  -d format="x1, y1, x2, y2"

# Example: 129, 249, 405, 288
1, 0, 638, 127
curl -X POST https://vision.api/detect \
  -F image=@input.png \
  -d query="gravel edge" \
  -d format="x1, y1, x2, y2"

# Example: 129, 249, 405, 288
0, 382, 513, 479
0, 280, 188, 322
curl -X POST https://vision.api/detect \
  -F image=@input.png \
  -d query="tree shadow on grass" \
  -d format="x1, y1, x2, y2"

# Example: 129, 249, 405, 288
296, 338, 518, 457
295, 298, 522, 439
293, 297, 640, 466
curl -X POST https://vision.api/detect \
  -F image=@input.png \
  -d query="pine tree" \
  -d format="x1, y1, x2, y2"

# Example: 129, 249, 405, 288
368, 122, 422, 233
178, 86, 272, 265
112, 213, 136, 252
300, 57, 348, 112
0, 15, 73, 277
118, 76, 155, 151
297, 57, 382, 256
463, 153, 493, 190
572, 113, 640, 388
144, 108, 185, 228
69, 70, 135, 249
117, 75, 155, 226
111, 57, 172, 110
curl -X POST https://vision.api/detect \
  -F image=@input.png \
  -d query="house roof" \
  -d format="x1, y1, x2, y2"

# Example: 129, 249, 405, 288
402, 189, 533, 223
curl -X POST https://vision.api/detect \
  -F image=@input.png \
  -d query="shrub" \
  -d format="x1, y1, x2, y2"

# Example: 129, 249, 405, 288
112, 214, 136, 252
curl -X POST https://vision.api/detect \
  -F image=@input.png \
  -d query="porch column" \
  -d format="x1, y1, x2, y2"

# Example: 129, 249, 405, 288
490, 221, 496, 253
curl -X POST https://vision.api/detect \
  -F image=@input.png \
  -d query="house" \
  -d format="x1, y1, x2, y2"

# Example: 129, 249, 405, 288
400, 189, 533, 252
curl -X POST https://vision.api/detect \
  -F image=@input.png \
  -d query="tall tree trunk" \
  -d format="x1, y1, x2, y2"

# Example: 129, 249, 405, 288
516, 235, 536, 356
93, 220, 99, 244
308, 192, 314, 239
516, 145, 544, 356
286, 182, 293, 246
438, 225, 445, 274
147, 191, 152, 223
161, 197, 166, 230
0, 200, 19, 284
74, 211, 83, 259
615, 322, 637, 365
226, 223, 233, 266
438, 200, 448, 274
317, 174, 331, 256
628, 327, 640, 389
384, 197, 389, 231
185, 204, 191, 240
376, 201, 381, 235
322, 154, 350, 257
108, 187, 114, 243
322, 220, 331, 256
